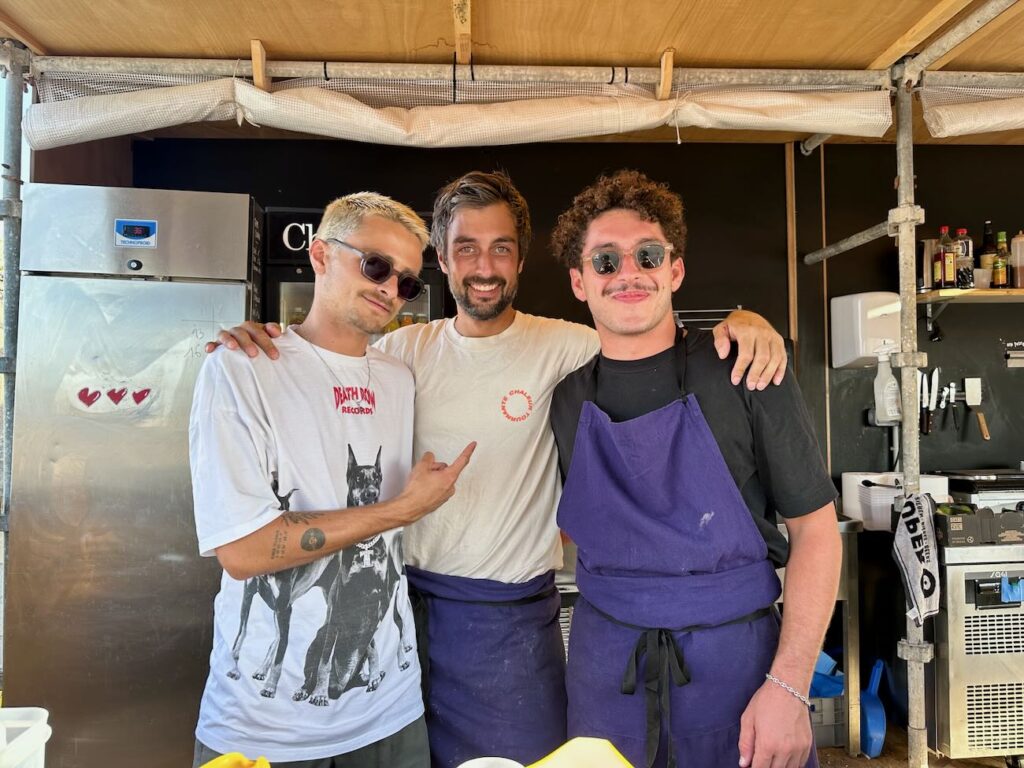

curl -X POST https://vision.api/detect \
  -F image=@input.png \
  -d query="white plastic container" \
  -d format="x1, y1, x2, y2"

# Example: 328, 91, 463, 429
841, 472, 949, 531
0, 708, 51, 768
830, 292, 901, 369
1010, 230, 1024, 288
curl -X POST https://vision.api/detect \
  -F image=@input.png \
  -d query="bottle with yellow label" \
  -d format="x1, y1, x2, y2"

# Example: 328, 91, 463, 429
993, 231, 1009, 288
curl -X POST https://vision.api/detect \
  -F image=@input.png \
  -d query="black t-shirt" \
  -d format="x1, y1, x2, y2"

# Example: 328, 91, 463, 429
550, 328, 837, 567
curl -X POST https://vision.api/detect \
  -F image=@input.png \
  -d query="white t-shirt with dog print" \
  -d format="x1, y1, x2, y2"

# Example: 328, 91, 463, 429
189, 328, 420, 762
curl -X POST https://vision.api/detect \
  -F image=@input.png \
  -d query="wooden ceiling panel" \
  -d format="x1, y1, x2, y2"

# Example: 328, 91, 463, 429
0, 1, 455, 61
936, 4, 1024, 71
472, 0, 946, 69
0, 0, 978, 70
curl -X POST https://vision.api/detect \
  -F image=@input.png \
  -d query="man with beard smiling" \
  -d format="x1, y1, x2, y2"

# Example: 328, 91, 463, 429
214, 170, 789, 768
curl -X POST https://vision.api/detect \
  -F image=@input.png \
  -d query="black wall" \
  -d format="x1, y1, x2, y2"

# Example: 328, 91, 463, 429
134, 138, 1024, 714
816, 144, 1024, 477
133, 139, 790, 331
800, 144, 1024, 716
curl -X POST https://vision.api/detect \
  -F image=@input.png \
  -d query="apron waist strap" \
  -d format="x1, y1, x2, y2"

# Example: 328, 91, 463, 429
594, 604, 772, 768
407, 565, 555, 605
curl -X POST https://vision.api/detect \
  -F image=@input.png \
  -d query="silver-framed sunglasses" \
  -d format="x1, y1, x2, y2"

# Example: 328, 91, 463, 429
588, 241, 675, 276
322, 238, 425, 301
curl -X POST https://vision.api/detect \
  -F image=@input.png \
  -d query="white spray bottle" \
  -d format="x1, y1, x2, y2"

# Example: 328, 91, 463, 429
873, 342, 902, 425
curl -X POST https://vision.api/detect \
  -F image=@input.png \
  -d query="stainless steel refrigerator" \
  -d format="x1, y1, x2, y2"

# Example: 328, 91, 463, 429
5, 183, 262, 768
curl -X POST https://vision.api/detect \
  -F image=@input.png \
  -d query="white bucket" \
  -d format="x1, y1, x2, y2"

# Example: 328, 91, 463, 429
0, 708, 52, 768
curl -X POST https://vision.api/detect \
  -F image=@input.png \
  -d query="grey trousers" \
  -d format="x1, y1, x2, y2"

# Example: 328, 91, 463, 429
192, 716, 429, 768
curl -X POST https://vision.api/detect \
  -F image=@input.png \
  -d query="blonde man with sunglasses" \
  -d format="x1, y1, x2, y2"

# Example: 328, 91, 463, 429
190, 193, 474, 768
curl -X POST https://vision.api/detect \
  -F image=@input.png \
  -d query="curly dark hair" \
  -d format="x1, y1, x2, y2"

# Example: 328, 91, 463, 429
430, 170, 532, 260
551, 170, 686, 270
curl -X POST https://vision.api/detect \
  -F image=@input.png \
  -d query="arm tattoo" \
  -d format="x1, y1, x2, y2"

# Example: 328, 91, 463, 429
301, 528, 326, 552
282, 511, 324, 526
270, 530, 288, 559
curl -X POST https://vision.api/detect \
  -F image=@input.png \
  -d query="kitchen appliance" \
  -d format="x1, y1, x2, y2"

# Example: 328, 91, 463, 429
940, 469, 1024, 513
264, 207, 452, 328
5, 183, 262, 768
927, 541, 1024, 763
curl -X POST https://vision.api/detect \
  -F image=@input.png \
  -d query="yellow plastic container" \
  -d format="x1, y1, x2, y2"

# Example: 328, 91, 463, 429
527, 737, 634, 768
200, 753, 271, 768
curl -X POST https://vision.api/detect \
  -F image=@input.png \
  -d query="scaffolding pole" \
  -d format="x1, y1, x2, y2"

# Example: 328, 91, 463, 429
922, 70, 1024, 88
0, 40, 27, 525
901, 0, 1021, 86
28, 55, 892, 88
892, 78, 935, 768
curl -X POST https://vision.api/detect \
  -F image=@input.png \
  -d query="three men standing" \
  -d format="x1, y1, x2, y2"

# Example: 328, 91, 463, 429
206, 170, 818, 768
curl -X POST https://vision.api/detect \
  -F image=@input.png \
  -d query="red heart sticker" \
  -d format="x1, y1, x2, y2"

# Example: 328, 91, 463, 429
78, 388, 101, 407
132, 388, 151, 405
107, 388, 127, 405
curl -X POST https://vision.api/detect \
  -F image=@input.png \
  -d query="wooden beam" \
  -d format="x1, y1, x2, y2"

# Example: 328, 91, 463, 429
0, 10, 48, 55
867, 0, 975, 69
251, 39, 270, 92
657, 48, 675, 101
452, 0, 471, 65
929, 0, 1024, 69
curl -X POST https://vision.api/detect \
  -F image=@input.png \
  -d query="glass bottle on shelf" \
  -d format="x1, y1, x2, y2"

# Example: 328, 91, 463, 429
979, 221, 997, 271
955, 228, 974, 288
936, 226, 953, 288
993, 231, 1009, 288
937, 226, 956, 288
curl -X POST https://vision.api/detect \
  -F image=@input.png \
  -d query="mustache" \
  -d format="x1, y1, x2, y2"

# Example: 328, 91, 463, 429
464, 276, 508, 290
602, 280, 656, 298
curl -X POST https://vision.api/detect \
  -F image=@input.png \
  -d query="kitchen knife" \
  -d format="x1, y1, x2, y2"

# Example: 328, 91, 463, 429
928, 368, 939, 433
949, 382, 959, 431
964, 377, 990, 441
920, 370, 930, 435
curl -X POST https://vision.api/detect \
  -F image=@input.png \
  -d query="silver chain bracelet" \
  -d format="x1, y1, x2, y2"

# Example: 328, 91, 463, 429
765, 673, 812, 709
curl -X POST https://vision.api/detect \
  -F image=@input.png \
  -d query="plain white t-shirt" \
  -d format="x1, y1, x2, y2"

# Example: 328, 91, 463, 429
377, 312, 598, 583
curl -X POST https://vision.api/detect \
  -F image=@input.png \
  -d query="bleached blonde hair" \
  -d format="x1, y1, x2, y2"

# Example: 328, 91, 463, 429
315, 192, 429, 248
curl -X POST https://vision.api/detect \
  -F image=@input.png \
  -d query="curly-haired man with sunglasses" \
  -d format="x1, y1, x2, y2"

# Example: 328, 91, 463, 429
214, 171, 788, 768
549, 170, 841, 768
190, 192, 476, 768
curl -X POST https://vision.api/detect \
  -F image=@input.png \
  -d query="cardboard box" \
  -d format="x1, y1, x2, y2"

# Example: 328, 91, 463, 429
934, 508, 1024, 547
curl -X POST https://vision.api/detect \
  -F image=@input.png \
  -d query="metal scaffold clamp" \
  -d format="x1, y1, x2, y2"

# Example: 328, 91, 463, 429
897, 638, 935, 664
887, 204, 925, 235
0, 198, 22, 220
890, 351, 928, 369
0, 39, 32, 74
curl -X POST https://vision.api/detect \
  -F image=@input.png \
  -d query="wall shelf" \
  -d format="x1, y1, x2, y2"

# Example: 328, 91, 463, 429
918, 288, 1024, 331
918, 287, 1024, 304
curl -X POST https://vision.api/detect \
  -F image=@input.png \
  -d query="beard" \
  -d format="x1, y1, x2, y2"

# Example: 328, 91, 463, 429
450, 275, 518, 321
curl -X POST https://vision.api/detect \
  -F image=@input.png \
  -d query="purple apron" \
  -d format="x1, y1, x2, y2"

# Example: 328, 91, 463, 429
556, 355, 818, 768
407, 567, 567, 768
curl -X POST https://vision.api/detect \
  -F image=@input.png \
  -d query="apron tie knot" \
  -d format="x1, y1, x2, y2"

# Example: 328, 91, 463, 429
621, 628, 690, 768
